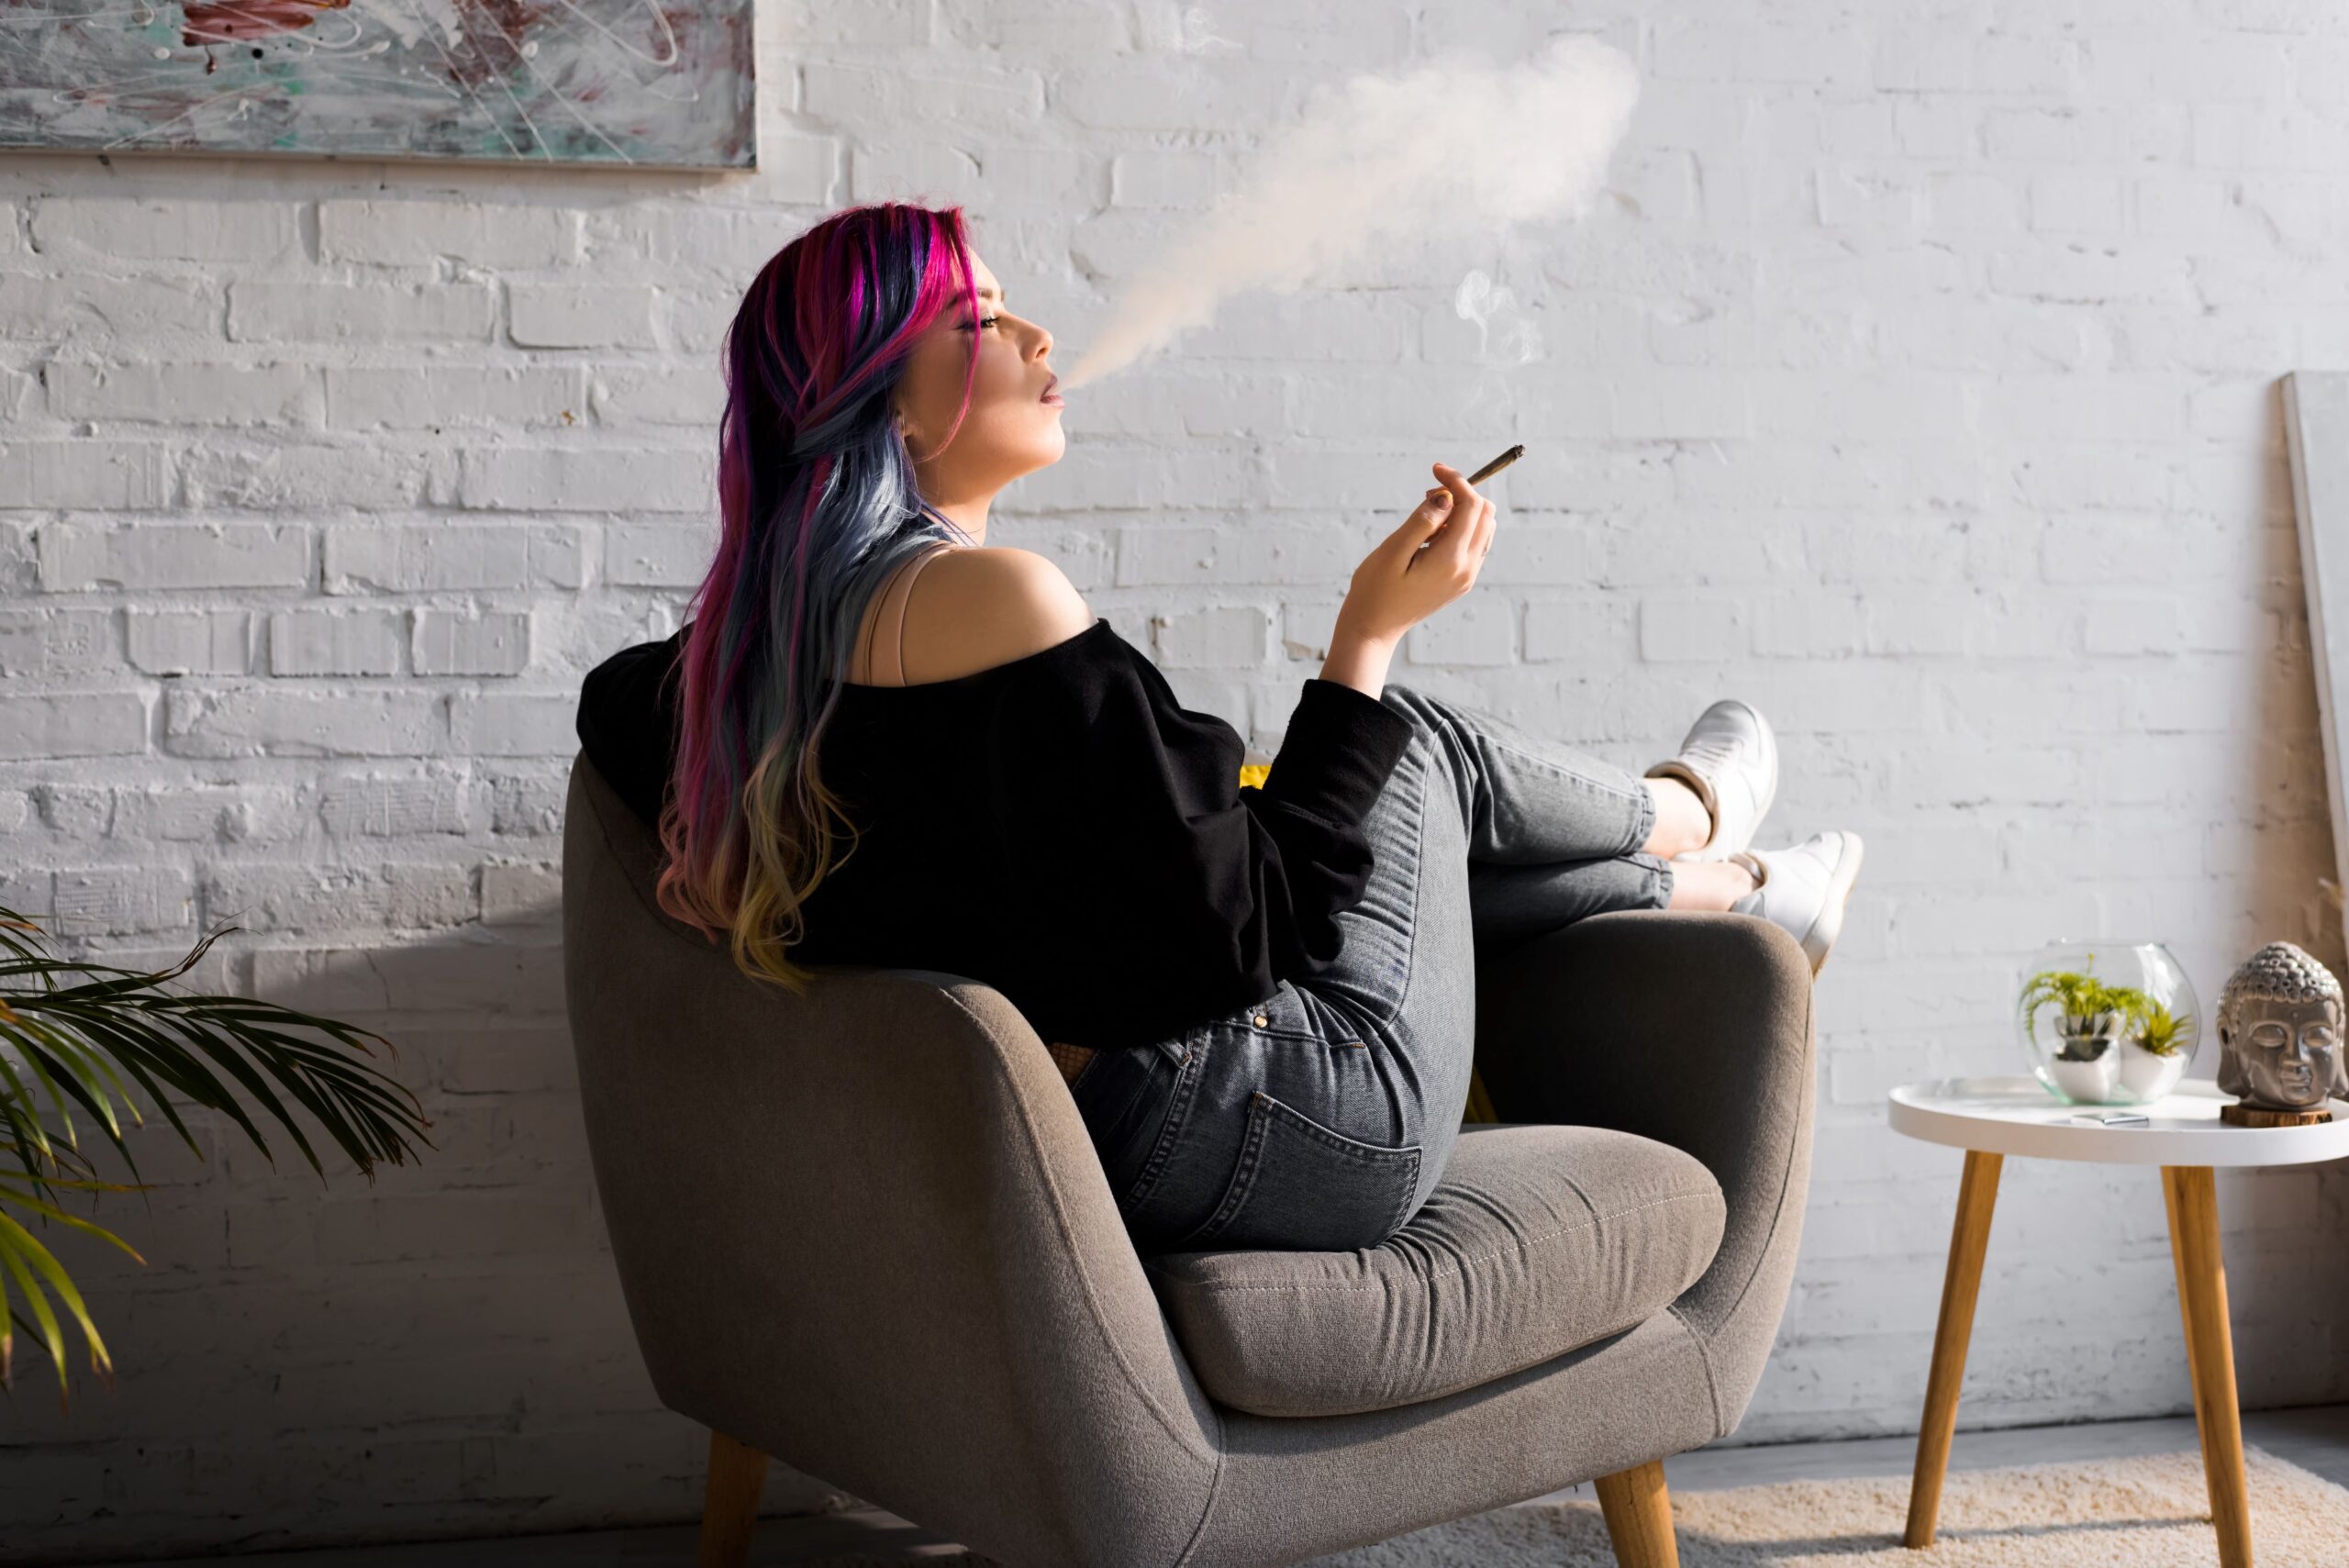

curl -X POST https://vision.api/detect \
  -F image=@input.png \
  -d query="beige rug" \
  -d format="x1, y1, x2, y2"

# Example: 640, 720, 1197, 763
799, 1445, 2349, 1565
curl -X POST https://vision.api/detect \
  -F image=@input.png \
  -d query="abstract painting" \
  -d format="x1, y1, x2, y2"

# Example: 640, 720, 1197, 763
0, 0, 753, 169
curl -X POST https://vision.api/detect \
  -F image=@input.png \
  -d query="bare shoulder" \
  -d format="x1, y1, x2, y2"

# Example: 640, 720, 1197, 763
901, 545, 1097, 684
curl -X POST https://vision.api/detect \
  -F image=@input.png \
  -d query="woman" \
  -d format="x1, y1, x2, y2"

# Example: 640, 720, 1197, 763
573, 202, 1865, 1256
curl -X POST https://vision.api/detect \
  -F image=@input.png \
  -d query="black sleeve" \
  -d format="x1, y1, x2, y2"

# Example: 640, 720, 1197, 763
575, 629, 686, 828
991, 645, 1416, 1046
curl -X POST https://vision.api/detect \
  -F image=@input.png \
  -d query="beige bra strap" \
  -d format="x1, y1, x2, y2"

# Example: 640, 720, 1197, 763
884, 541, 959, 686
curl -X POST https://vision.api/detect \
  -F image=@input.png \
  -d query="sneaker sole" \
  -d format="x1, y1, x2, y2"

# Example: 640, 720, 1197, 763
1793, 830, 1865, 977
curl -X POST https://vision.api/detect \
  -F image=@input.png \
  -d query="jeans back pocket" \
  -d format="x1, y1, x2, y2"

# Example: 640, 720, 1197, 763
1170, 1090, 1422, 1252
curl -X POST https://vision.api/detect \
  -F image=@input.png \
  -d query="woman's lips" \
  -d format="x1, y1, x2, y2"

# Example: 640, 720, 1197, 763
1041, 374, 1061, 404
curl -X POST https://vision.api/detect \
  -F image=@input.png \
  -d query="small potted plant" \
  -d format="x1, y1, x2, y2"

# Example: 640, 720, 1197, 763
2117, 991, 2192, 1099
2016, 941, 2200, 1105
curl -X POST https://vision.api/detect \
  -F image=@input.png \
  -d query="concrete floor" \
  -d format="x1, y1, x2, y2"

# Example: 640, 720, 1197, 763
120, 1402, 2349, 1567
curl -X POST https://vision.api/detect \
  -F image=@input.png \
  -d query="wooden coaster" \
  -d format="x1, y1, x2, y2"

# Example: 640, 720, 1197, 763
2221, 1102, 2334, 1128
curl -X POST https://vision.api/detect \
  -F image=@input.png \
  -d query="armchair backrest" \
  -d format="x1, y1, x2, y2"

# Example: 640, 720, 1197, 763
560, 755, 1218, 1562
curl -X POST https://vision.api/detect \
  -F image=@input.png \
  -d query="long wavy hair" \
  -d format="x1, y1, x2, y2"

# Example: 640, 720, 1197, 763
652, 202, 985, 990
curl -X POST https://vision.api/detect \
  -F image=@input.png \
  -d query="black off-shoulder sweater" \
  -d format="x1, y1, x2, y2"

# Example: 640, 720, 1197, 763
573, 617, 1417, 1053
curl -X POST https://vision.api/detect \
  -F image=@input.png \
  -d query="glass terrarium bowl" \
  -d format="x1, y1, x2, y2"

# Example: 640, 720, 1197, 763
2015, 940, 2202, 1106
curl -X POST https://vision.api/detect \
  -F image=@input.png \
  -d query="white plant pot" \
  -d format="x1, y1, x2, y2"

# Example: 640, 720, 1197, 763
2116, 1040, 2189, 1102
2045, 1051, 2119, 1103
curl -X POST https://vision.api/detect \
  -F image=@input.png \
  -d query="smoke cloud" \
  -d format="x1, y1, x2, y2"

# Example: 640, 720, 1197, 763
1059, 34, 1641, 391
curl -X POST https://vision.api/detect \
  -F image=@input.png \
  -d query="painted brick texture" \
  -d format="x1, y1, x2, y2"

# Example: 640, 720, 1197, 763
6, 2, 2349, 1557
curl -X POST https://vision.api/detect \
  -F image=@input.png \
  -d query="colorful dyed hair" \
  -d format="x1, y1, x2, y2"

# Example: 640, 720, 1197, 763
652, 202, 983, 991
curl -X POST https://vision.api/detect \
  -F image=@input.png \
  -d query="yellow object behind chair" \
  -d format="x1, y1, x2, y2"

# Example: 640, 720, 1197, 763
1463, 1071, 1498, 1123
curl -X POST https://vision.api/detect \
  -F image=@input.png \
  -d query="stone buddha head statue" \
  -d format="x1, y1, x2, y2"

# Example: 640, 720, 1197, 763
2214, 941, 2347, 1112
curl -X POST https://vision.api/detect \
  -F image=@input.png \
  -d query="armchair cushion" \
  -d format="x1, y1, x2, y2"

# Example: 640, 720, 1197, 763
1140, 1120, 1725, 1418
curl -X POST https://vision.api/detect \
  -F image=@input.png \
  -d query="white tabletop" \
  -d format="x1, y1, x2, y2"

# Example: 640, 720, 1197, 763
1887, 1075, 2349, 1167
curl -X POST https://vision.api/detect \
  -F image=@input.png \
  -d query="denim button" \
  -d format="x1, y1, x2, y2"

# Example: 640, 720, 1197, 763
1253, 1013, 1269, 1027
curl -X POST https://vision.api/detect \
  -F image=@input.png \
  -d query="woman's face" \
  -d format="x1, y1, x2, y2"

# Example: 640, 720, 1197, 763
892, 251, 1063, 509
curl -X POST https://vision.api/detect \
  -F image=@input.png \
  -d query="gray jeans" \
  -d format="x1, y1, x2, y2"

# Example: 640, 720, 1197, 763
1069, 683, 1675, 1255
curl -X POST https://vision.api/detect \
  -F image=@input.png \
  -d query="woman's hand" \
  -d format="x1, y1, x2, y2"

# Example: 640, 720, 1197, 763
1333, 462, 1497, 649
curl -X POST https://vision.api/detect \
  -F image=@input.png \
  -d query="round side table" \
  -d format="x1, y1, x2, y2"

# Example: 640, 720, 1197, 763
1887, 1074, 2349, 1568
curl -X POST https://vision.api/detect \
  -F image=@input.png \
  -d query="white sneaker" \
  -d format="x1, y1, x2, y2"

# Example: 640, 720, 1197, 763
1725, 830, 1865, 977
1644, 698, 1777, 862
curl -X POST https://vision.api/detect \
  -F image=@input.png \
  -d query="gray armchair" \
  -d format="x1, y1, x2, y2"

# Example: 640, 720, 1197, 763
560, 752, 1816, 1568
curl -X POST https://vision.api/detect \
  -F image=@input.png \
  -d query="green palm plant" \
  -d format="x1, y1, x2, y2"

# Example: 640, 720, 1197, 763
1, 902, 435, 1409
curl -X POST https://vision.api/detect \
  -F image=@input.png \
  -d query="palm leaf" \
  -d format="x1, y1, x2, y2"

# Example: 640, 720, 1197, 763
0, 1204, 119, 1407
0, 902, 436, 1404
0, 1162, 148, 1398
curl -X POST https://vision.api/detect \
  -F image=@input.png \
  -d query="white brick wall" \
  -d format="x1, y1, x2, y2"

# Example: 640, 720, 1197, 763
7, 0, 2349, 1556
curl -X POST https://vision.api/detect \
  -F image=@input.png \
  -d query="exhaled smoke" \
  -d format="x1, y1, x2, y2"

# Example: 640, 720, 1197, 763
1456, 268, 1542, 367
1060, 33, 1640, 391
1137, 1, 1241, 56
1453, 266, 1542, 428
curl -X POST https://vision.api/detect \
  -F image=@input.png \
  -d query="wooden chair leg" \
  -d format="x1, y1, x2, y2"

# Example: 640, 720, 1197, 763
1904, 1148, 2001, 1548
1595, 1458, 1680, 1568
699, 1428, 769, 1568
2163, 1165, 2254, 1568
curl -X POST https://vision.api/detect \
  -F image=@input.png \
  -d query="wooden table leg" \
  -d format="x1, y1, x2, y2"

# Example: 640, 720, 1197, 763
2163, 1165, 2254, 1568
2162, 1169, 2214, 1481
1904, 1148, 2002, 1549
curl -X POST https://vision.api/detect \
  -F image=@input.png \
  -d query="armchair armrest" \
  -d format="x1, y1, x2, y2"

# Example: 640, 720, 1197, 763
1470, 908, 1817, 1436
